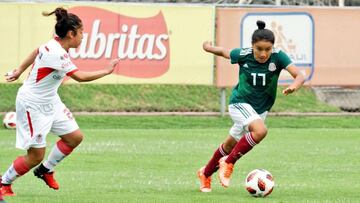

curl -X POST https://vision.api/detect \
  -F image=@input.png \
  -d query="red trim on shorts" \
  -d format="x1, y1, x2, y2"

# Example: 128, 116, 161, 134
66, 69, 79, 76
56, 140, 74, 155
13, 156, 30, 176
36, 67, 55, 83
26, 111, 33, 137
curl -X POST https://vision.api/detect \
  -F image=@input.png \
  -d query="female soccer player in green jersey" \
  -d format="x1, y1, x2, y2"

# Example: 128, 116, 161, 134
197, 20, 305, 192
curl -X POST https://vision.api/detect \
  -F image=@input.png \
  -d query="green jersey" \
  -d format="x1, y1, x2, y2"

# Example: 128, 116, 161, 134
229, 48, 292, 114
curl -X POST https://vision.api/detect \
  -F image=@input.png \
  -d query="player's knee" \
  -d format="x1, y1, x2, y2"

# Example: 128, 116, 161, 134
252, 127, 268, 142
63, 131, 84, 148
72, 133, 84, 147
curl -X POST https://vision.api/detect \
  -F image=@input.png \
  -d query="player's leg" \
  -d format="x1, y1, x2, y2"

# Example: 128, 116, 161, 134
197, 136, 237, 192
1, 99, 50, 196
1, 148, 45, 196
226, 119, 267, 164
42, 129, 83, 171
34, 103, 81, 190
198, 102, 249, 192
219, 103, 267, 187
34, 129, 83, 190
42, 129, 83, 172
203, 136, 236, 177
34, 131, 83, 189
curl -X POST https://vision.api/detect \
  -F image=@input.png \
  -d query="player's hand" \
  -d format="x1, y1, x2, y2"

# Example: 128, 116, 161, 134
106, 58, 120, 75
5, 69, 21, 82
203, 41, 213, 52
282, 87, 295, 95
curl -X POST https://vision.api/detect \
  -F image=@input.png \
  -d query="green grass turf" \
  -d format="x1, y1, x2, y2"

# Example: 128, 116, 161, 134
1, 116, 359, 203
0, 84, 339, 112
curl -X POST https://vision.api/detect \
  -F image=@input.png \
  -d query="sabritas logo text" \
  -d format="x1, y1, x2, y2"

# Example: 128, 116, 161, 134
68, 7, 170, 78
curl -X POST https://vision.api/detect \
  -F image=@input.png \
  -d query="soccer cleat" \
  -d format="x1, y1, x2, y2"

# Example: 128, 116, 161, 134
197, 166, 212, 192
218, 156, 234, 188
1, 184, 15, 197
34, 167, 59, 190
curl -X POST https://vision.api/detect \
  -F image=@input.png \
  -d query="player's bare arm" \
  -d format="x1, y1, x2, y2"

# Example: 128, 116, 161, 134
70, 58, 120, 82
282, 65, 305, 95
203, 41, 231, 59
5, 49, 38, 82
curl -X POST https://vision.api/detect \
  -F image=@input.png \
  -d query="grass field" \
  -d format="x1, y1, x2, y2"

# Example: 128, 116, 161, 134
1, 116, 359, 203
0, 84, 340, 112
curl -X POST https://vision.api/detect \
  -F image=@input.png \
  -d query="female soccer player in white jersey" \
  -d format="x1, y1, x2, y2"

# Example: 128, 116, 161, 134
1, 7, 120, 196
197, 20, 305, 192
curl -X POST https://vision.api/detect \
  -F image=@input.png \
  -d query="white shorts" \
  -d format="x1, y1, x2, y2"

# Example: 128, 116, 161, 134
15, 98, 79, 150
228, 103, 267, 141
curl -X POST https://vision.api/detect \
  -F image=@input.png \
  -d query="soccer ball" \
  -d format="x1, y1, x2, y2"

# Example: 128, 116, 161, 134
245, 169, 274, 197
3, 112, 16, 129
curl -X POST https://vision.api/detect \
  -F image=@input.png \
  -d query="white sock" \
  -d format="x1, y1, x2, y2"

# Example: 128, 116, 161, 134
43, 140, 73, 172
1, 164, 19, 184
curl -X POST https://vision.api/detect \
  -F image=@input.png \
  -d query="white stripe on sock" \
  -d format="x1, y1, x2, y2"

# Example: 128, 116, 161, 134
245, 133, 257, 147
219, 144, 227, 156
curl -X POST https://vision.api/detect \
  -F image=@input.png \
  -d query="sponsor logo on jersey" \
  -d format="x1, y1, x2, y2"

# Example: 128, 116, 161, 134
53, 75, 62, 80
68, 6, 170, 79
61, 61, 73, 69
243, 63, 249, 68
268, 63, 276, 72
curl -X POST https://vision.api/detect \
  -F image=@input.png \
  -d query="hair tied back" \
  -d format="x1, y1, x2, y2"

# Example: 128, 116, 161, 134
256, 20, 266, 30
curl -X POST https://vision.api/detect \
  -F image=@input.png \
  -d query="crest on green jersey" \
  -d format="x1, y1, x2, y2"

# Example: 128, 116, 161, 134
268, 63, 277, 72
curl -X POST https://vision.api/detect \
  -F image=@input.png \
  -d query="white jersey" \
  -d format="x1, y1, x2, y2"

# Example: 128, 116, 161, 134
17, 38, 78, 104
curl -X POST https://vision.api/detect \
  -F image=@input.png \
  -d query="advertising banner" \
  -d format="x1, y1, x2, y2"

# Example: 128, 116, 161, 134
0, 3, 214, 84
216, 7, 360, 87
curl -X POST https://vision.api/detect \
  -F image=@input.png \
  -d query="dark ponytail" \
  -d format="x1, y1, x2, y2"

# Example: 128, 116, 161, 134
43, 7, 82, 38
251, 20, 275, 44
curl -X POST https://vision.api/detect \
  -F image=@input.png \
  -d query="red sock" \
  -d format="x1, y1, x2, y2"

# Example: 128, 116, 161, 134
1, 156, 30, 185
0, 180, 3, 200
204, 144, 228, 177
226, 132, 258, 164
56, 139, 74, 155
13, 156, 30, 176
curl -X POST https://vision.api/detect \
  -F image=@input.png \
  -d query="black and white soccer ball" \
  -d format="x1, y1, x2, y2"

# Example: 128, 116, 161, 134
245, 169, 274, 197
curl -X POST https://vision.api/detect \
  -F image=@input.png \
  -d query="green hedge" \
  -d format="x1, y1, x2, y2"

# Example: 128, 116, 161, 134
0, 84, 340, 112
